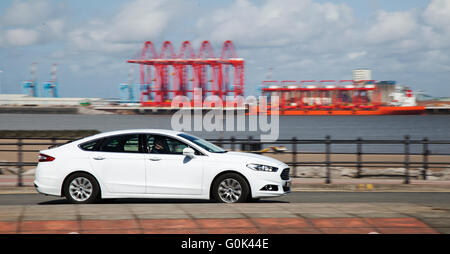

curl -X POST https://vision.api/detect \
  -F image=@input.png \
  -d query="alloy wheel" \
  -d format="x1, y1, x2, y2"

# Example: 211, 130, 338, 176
218, 178, 242, 203
69, 177, 93, 202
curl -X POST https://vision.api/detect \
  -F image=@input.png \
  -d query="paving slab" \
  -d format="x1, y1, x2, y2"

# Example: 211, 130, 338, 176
20, 220, 79, 232
250, 217, 311, 228
418, 218, 450, 228
22, 215, 78, 221
0, 215, 21, 222
310, 218, 371, 228
299, 212, 354, 218
22, 205, 77, 221
406, 212, 450, 218
80, 219, 140, 231
363, 217, 430, 228
348, 212, 409, 218
0, 206, 23, 221
245, 213, 299, 218
177, 203, 240, 213
142, 228, 203, 234
375, 227, 438, 234
80, 214, 135, 220
433, 228, 450, 234
319, 227, 378, 234
139, 219, 198, 230
0, 221, 18, 233
190, 213, 246, 219
135, 214, 191, 220
127, 204, 182, 213
196, 218, 256, 229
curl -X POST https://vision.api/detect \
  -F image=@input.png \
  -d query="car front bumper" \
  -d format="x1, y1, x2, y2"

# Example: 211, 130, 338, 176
249, 166, 292, 198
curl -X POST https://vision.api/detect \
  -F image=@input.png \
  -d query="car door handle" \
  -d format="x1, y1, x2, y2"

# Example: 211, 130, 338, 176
149, 157, 161, 161
93, 156, 105, 160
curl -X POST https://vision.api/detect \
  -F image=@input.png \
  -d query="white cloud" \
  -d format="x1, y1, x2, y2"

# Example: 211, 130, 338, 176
1, 0, 54, 26
0, 0, 65, 47
424, 0, 450, 31
107, 0, 171, 43
68, 0, 181, 53
197, 0, 354, 48
49, 50, 65, 59
69, 64, 81, 73
45, 19, 65, 35
70, 28, 139, 53
366, 11, 418, 44
348, 51, 367, 60
4, 28, 39, 46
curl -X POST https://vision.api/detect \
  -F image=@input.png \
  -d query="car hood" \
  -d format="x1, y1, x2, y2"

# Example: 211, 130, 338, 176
213, 151, 287, 168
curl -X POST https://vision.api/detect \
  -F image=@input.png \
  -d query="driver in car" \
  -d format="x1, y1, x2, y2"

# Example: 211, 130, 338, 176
151, 138, 170, 154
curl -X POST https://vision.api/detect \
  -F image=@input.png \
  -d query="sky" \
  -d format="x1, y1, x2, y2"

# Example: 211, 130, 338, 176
0, 0, 449, 99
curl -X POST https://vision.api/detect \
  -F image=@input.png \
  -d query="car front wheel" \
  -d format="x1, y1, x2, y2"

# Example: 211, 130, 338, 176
212, 173, 250, 203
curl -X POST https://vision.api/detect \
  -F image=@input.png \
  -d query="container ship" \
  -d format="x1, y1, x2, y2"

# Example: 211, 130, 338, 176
255, 80, 426, 115
122, 41, 426, 116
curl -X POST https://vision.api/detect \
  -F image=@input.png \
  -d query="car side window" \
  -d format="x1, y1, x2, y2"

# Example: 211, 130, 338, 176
79, 139, 103, 151
100, 134, 140, 153
147, 135, 200, 155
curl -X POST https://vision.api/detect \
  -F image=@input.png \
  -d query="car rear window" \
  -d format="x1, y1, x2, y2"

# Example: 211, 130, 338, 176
79, 139, 103, 151
100, 134, 140, 153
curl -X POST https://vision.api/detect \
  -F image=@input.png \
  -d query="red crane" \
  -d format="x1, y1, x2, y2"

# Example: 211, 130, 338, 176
128, 40, 244, 107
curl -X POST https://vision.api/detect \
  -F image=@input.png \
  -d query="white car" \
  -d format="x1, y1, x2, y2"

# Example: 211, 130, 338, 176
34, 129, 291, 204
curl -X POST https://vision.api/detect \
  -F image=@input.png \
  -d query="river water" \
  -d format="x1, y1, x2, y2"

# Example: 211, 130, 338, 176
1, 114, 449, 153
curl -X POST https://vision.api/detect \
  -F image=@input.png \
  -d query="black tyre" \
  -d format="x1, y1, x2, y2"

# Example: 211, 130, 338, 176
63, 172, 100, 204
212, 173, 250, 203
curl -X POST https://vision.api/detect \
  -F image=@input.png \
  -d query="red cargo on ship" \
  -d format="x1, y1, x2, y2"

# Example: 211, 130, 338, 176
257, 80, 426, 115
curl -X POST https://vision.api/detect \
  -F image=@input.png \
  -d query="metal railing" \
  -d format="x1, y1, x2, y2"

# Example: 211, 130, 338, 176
1, 135, 450, 186
210, 135, 450, 184
0, 137, 75, 186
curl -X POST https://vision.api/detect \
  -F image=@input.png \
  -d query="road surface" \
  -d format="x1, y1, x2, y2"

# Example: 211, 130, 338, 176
1, 192, 449, 206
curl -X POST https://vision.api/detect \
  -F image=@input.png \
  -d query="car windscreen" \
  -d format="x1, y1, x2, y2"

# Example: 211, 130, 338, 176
177, 133, 227, 153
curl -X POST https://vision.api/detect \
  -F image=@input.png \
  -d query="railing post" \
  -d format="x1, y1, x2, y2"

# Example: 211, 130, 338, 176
248, 136, 253, 152
404, 135, 410, 184
17, 138, 23, 187
292, 137, 297, 178
325, 135, 331, 184
422, 137, 429, 180
356, 137, 362, 178
217, 137, 223, 148
231, 136, 236, 151
51, 137, 57, 148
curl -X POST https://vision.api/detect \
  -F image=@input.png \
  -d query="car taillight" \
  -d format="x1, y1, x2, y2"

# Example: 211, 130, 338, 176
38, 153, 55, 162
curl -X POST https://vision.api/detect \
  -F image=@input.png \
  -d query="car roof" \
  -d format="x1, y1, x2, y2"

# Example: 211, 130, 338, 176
75, 129, 184, 143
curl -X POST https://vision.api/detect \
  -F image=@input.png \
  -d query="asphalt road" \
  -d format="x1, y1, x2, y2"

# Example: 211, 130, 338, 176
1, 192, 450, 206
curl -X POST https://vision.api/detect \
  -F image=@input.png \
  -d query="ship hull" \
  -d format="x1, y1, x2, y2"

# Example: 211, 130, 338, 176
252, 106, 426, 115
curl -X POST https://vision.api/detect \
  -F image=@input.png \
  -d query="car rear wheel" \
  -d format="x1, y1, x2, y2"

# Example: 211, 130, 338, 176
212, 173, 250, 203
64, 173, 100, 204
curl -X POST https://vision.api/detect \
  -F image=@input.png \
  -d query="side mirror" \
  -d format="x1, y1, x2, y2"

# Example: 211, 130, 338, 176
183, 147, 196, 158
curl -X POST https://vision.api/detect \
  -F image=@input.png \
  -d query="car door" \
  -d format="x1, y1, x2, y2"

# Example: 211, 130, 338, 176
144, 134, 204, 195
89, 134, 146, 194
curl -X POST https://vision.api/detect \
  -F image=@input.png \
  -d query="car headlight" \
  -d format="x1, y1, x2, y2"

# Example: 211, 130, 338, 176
246, 163, 278, 172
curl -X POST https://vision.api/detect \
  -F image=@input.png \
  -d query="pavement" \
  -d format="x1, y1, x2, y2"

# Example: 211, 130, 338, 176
1, 175, 450, 194
0, 202, 447, 234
